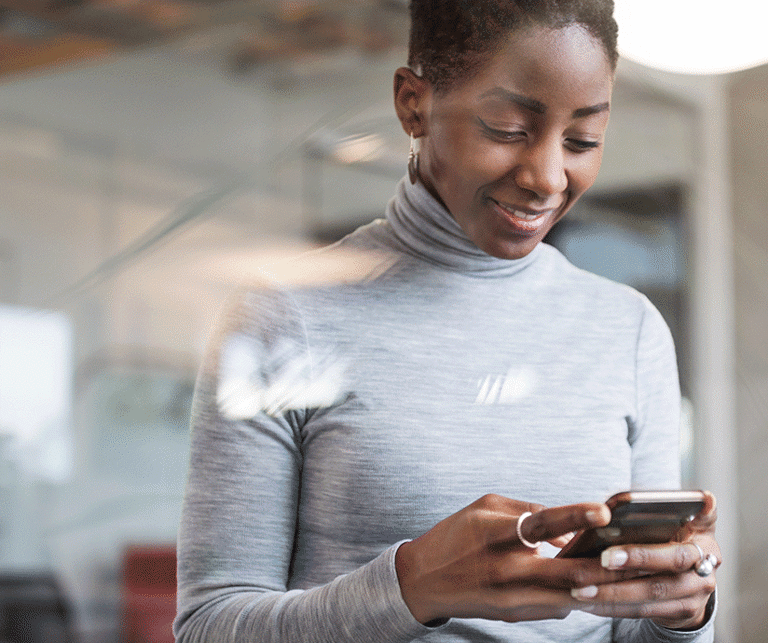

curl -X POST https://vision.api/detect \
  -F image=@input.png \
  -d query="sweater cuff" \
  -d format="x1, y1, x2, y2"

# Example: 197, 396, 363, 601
327, 541, 448, 642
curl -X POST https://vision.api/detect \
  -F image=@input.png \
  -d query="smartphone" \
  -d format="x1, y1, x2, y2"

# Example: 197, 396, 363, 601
555, 490, 705, 558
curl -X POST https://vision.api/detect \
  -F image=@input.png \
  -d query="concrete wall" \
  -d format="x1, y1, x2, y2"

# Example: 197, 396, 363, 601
730, 64, 768, 643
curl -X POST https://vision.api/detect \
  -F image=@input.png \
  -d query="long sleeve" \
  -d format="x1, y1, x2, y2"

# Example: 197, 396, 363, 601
613, 296, 715, 642
173, 288, 437, 643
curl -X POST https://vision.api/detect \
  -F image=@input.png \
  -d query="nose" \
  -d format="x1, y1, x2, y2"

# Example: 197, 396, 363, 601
513, 136, 567, 199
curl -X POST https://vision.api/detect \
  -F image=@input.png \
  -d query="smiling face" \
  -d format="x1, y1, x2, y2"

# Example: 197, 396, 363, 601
395, 24, 614, 260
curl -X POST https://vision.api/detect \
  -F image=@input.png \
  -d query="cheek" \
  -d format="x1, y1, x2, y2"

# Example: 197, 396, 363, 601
574, 152, 604, 194
423, 137, 473, 205
426, 116, 486, 181
556, 155, 604, 223
429, 138, 511, 193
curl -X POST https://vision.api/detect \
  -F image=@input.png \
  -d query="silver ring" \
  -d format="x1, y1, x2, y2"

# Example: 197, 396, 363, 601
516, 511, 541, 549
692, 543, 718, 577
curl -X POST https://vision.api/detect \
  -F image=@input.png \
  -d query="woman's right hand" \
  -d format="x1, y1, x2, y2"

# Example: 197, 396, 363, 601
395, 494, 632, 624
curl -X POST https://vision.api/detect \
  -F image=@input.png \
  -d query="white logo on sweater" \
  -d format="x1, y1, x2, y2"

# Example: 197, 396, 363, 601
475, 367, 536, 405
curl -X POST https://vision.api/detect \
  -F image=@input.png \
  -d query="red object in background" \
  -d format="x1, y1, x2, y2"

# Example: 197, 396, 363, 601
121, 544, 177, 643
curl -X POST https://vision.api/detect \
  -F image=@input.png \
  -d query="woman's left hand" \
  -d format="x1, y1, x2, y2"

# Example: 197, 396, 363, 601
569, 490, 720, 630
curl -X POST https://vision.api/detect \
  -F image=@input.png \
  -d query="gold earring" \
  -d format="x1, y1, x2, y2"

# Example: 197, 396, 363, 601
408, 132, 419, 184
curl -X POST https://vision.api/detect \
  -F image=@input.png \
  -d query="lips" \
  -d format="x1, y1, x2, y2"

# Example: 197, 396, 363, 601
486, 197, 562, 237
489, 198, 553, 221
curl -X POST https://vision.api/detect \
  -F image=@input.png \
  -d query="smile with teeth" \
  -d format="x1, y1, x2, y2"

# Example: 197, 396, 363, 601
490, 198, 551, 221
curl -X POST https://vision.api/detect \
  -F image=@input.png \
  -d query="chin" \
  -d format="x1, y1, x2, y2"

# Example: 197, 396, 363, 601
483, 238, 542, 261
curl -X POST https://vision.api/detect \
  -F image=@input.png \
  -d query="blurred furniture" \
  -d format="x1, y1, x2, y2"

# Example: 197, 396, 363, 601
0, 572, 74, 643
121, 544, 176, 643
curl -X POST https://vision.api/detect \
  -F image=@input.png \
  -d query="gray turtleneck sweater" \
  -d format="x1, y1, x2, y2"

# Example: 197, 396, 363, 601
174, 178, 714, 642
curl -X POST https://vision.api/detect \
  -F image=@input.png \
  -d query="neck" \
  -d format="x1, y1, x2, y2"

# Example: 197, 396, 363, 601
385, 176, 543, 277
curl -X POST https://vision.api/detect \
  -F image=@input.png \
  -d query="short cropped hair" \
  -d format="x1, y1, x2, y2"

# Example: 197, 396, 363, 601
408, 0, 618, 93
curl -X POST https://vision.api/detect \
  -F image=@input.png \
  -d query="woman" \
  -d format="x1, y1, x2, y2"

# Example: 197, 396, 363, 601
174, 1, 720, 641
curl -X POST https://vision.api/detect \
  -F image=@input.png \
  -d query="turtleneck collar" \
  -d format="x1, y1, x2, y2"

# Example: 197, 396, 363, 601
384, 176, 543, 277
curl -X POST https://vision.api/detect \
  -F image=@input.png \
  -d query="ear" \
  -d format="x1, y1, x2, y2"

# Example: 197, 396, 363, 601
394, 67, 430, 138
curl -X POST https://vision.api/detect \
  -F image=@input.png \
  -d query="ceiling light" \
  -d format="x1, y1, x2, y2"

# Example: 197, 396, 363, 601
615, 1, 768, 75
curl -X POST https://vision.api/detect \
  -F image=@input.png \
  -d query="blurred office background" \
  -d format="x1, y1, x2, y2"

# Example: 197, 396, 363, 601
0, 1, 764, 642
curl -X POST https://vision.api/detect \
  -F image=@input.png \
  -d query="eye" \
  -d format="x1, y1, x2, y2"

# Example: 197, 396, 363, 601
566, 138, 601, 152
477, 117, 526, 142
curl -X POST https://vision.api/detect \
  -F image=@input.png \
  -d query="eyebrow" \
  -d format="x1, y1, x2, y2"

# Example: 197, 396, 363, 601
480, 87, 610, 119
572, 102, 611, 118
480, 88, 546, 114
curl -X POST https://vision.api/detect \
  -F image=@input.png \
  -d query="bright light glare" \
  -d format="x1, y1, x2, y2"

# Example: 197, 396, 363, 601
332, 134, 384, 165
200, 244, 394, 287
616, 0, 768, 75
0, 305, 72, 480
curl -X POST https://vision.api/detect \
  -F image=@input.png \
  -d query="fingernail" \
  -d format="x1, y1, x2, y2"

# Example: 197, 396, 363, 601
571, 585, 598, 600
601, 548, 628, 569
585, 510, 602, 523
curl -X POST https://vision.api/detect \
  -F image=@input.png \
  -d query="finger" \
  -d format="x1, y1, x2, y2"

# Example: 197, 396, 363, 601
570, 568, 716, 611
577, 596, 707, 627
576, 589, 711, 630
482, 585, 583, 623
600, 541, 721, 574
521, 503, 611, 546
514, 556, 645, 591
548, 531, 575, 548
642, 596, 713, 630
482, 546, 644, 592
473, 495, 547, 546
688, 490, 717, 531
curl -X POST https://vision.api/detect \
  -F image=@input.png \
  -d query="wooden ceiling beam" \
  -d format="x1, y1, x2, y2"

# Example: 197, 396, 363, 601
0, 32, 114, 80
0, 1, 408, 79
0, 0, 200, 46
